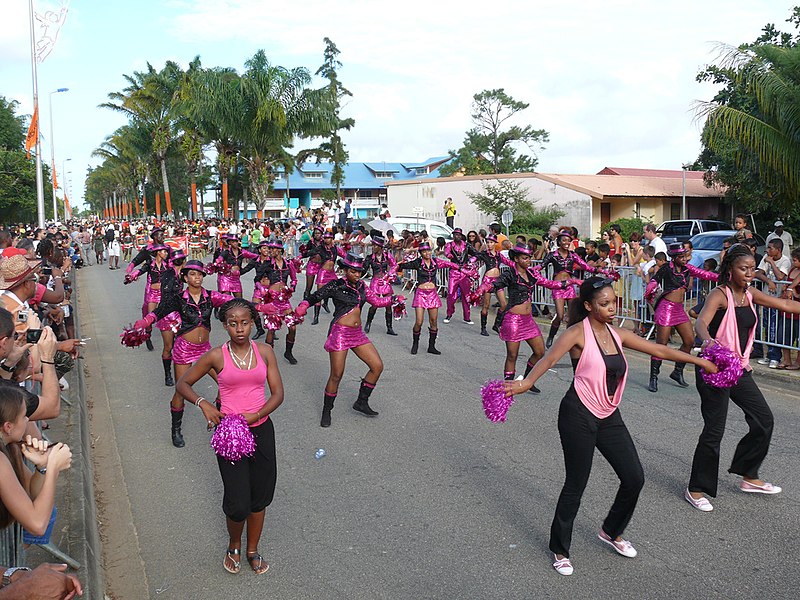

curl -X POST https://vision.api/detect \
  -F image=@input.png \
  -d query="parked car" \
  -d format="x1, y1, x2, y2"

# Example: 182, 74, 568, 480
386, 216, 454, 242
656, 219, 731, 244
689, 230, 767, 264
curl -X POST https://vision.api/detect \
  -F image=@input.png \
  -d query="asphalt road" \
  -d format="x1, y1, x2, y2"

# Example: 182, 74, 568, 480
77, 263, 800, 600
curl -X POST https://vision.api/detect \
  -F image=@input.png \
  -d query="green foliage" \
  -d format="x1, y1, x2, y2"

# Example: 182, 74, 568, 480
600, 216, 653, 243
465, 179, 564, 233
0, 97, 25, 150
440, 89, 549, 176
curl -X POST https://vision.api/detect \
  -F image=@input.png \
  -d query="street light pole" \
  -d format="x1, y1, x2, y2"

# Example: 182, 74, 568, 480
681, 162, 691, 220
49, 87, 69, 221
63, 158, 72, 219
28, 0, 45, 228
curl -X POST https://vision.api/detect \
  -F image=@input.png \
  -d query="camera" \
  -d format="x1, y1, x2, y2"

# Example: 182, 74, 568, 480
26, 329, 43, 344
42, 267, 52, 276
16, 311, 28, 323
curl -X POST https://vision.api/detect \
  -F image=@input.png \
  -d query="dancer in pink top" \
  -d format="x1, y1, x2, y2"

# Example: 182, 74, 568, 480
687, 245, 800, 512
176, 298, 284, 576
507, 276, 715, 576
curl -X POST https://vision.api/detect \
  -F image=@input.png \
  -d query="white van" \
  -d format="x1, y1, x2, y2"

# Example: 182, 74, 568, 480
386, 216, 454, 242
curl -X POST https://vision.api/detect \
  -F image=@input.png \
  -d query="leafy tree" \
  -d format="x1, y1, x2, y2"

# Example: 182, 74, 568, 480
601, 216, 653, 244
440, 89, 549, 176
465, 179, 564, 233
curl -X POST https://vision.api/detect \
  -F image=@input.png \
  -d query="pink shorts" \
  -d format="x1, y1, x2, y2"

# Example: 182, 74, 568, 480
499, 312, 542, 343
172, 336, 211, 365
218, 274, 243, 293
412, 287, 441, 309
324, 323, 371, 352
654, 299, 690, 327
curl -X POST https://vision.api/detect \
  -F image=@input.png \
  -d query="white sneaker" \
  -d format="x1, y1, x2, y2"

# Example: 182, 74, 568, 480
768, 360, 780, 369
757, 358, 770, 365
684, 488, 713, 512
443, 317, 451, 324
597, 529, 637, 558
463, 319, 474, 325
552, 555, 573, 576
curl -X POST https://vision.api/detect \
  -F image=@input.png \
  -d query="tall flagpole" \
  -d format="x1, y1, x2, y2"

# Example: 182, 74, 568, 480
29, 0, 46, 228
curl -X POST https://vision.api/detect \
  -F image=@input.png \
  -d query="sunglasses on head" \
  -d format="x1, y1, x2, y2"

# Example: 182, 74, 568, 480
592, 277, 615, 289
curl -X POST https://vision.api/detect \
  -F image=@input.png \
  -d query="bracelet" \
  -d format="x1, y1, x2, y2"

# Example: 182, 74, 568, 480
36, 466, 47, 475
195, 397, 207, 408
40, 360, 55, 365
0, 361, 14, 373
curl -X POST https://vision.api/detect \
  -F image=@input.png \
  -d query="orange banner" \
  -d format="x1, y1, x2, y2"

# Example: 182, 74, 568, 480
52, 162, 58, 189
25, 105, 38, 159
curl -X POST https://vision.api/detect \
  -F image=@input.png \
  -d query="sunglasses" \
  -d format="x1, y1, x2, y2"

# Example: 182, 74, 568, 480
592, 277, 615, 289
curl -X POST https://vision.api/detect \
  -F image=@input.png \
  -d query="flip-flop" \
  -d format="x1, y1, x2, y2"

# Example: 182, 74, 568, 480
246, 552, 270, 575
785, 364, 800, 370
224, 548, 241, 574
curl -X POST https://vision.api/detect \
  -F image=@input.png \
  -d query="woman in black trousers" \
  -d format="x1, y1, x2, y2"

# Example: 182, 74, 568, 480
687, 245, 800, 511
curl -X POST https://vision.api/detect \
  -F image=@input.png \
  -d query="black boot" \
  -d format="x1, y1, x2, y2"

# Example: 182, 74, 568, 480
669, 362, 689, 387
145, 337, 154, 351
648, 358, 661, 393
364, 313, 374, 333
253, 320, 265, 340
427, 328, 441, 355
546, 322, 559, 349
385, 311, 397, 335
523, 359, 541, 394
492, 310, 505, 333
352, 380, 379, 416
322, 299, 331, 313
504, 371, 515, 380
163, 358, 174, 387
480, 314, 490, 336
284, 340, 298, 365
411, 331, 420, 355
171, 408, 185, 447
321, 392, 336, 427
312, 305, 321, 325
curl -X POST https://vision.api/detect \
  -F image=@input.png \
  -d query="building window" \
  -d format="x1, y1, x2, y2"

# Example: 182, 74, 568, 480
374, 172, 394, 179
670, 203, 681, 220
304, 172, 324, 179
415, 167, 428, 175
274, 173, 284, 180
600, 202, 611, 225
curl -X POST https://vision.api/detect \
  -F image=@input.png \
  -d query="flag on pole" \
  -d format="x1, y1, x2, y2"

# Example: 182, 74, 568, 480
25, 105, 39, 159
64, 193, 72, 219
52, 161, 58, 189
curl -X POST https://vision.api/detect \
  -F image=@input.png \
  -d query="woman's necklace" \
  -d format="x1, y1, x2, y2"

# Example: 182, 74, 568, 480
228, 342, 253, 369
592, 324, 611, 352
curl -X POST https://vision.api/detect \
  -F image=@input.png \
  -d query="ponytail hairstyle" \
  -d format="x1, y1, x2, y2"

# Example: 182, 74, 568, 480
0, 386, 28, 528
568, 276, 615, 325
218, 298, 258, 324
718, 244, 753, 287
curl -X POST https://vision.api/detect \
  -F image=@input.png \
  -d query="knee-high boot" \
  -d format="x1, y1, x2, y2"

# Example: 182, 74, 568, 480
492, 310, 505, 333
312, 305, 321, 325
364, 306, 376, 333
320, 391, 336, 427
546, 322, 559, 349
411, 330, 421, 354
385, 309, 397, 335
170, 407, 185, 447
163, 358, 174, 387
669, 362, 689, 387
253, 318, 265, 340
523, 358, 541, 394
352, 379, 379, 417
648, 358, 662, 393
427, 328, 441, 355
504, 371, 515, 380
284, 339, 298, 365
480, 314, 489, 336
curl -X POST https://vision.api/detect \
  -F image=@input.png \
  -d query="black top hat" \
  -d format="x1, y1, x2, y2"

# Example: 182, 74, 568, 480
508, 242, 532, 259
667, 242, 686, 256
180, 259, 207, 278
337, 252, 365, 271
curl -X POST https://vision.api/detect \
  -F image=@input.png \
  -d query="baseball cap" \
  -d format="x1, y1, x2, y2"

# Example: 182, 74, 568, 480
775, 220, 784, 227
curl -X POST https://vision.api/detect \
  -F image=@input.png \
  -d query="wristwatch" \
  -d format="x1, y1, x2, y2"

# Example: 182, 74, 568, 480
0, 361, 14, 373
2, 566, 31, 587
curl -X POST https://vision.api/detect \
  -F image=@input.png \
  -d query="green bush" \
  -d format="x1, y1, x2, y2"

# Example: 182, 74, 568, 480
599, 216, 653, 243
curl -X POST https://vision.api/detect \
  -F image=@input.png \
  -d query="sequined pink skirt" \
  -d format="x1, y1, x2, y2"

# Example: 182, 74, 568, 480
499, 312, 542, 342
551, 284, 577, 300
156, 311, 181, 332
412, 287, 441, 309
218, 273, 242, 293
324, 323, 371, 352
654, 298, 689, 327
370, 275, 393, 296
306, 261, 321, 276
172, 336, 211, 365
145, 286, 161, 305
317, 269, 338, 287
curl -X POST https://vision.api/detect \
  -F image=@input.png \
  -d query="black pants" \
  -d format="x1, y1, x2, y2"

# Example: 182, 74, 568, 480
217, 419, 277, 522
446, 216, 454, 228
550, 388, 644, 558
689, 369, 774, 497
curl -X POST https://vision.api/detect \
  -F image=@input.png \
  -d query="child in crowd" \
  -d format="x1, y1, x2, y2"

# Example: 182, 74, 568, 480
597, 243, 611, 267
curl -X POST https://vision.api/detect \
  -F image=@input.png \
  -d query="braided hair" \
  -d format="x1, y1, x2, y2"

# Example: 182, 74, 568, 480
718, 244, 753, 286
218, 298, 258, 323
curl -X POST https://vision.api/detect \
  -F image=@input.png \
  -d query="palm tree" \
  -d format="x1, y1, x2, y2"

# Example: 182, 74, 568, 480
701, 43, 800, 206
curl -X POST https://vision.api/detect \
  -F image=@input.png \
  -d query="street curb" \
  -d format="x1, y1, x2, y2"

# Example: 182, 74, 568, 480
72, 273, 106, 599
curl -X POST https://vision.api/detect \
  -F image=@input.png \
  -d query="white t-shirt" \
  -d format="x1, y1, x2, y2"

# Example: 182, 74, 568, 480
642, 259, 657, 279
646, 235, 668, 257
757, 254, 791, 280
765, 231, 793, 257
207, 225, 218, 239
228, 223, 239, 235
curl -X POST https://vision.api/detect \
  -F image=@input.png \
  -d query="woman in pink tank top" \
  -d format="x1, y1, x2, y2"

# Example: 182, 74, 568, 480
687, 245, 800, 512
506, 276, 715, 577
176, 298, 284, 577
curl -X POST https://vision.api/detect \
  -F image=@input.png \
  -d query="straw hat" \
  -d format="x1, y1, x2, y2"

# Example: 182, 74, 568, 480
0, 255, 40, 290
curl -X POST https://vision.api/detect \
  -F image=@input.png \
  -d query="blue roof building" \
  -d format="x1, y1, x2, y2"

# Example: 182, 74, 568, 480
263, 156, 452, 218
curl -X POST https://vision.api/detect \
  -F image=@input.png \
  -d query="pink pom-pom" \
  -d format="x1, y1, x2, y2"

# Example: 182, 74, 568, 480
264, 313, 283, 331
700, 343, 743, 388
392, 299, 407, 320
210, 414, 256, 462
291, 257, 303, 271
284, 310, 304, 328
276, 287, 293, 304
120, 325, 152, 348
481, 379, 515, 423
466, 288, 484, 306
644, 279, 660, 303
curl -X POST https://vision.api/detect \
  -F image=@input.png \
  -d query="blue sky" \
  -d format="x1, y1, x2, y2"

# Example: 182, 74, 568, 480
0, 0, 793, 210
